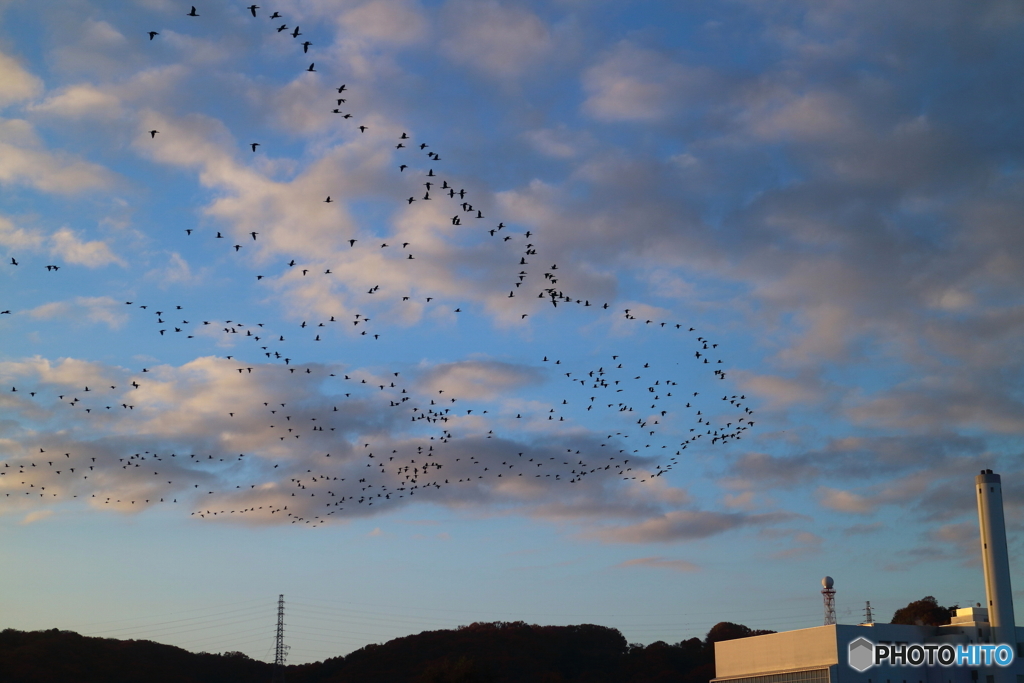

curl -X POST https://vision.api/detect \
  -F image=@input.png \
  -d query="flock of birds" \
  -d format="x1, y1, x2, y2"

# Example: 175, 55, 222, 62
0, 3, 756, 526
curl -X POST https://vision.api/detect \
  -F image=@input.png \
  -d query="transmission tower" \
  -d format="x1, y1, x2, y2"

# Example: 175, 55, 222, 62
272, 594, 288, 683
863, 601, 874, 625
821, 577, 836, 625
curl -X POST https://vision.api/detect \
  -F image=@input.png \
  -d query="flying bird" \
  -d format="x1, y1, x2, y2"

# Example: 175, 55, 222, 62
148, 31, 159, 40
187, 6, 198, 16
248, 5, 259, 17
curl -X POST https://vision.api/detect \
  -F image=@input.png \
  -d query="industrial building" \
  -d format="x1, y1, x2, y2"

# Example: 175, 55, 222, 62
713, 471, 1023, 683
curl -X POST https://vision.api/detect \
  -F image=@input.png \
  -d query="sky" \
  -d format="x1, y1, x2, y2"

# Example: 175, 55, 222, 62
0, 0, 1023, 666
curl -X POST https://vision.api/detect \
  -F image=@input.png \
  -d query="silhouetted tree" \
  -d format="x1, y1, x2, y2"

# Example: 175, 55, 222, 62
891, 597, 957, 626
705, 622, 776, 645
0, 619, 778, 683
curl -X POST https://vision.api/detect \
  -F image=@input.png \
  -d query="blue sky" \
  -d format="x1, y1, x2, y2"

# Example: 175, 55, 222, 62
1, 0, 1022, 665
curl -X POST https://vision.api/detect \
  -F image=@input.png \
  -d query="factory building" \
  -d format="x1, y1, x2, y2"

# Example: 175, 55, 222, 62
713, 471, 1023, 683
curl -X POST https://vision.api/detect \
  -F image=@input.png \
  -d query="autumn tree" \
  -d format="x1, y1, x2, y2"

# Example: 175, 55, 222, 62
890, 597, 957, 626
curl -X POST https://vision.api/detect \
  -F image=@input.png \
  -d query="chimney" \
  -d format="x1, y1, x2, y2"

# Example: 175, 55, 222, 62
976, 469, 1017, 647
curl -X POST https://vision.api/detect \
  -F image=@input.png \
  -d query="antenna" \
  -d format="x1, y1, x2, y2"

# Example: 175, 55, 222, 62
272, 594, 288, 683
821, 577, 836, 625
863, 600, 874, 625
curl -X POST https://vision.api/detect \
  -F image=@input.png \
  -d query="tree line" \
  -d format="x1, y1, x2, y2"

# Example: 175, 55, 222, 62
0, 598, 952, 682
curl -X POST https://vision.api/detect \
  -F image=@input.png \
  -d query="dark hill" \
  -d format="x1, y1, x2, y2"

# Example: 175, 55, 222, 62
0, 627, 272, 683
0, 620, 772, 683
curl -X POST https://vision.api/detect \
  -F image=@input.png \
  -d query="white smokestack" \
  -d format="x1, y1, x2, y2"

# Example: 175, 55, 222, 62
976, 469, 1017, 647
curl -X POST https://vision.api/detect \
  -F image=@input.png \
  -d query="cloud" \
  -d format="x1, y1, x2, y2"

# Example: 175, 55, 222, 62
0, 352, 705, 531
721, 435, 988, 491
881, 520, 986, 572
522, 126, 593, 160
617, 556, 700, 572
736, 371, 827, 409
0, 50, 44, 107
416, 360, 544, 400
0, 214, 45, 250
928, 522, 981, 565
817, 486, 875, 514
0, 0, 1021, 565
0, 119, 115, 193
0, 356, 122, 389
146, 252, 201, 286
129, 107, 577, 326
440, 0, 552, 79
27, 297, 127, 329
49, 228, 124, 267
592, 509, 795, 543
760, 527, 824, 559
582, 42, 711, 122
30, 84, 124, 119
50, 19, 132, 78
338, 0, 429, 46
20, 510, 53, 525
846, 374, 1024, 435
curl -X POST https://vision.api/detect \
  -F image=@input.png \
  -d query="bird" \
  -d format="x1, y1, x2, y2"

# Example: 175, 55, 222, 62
270, 11, 281, 18
250, 143, 259, 152
148, 31, 159, 40
291, 26, 301, 38
302, 41, 312, 53
187, 6, 198, 16
248, 5, 259, 17
149, 130, 159, 138
307, 63, 316, 72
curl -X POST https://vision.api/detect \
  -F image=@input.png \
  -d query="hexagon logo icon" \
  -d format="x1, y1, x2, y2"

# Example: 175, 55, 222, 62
848, 637, 874, 672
